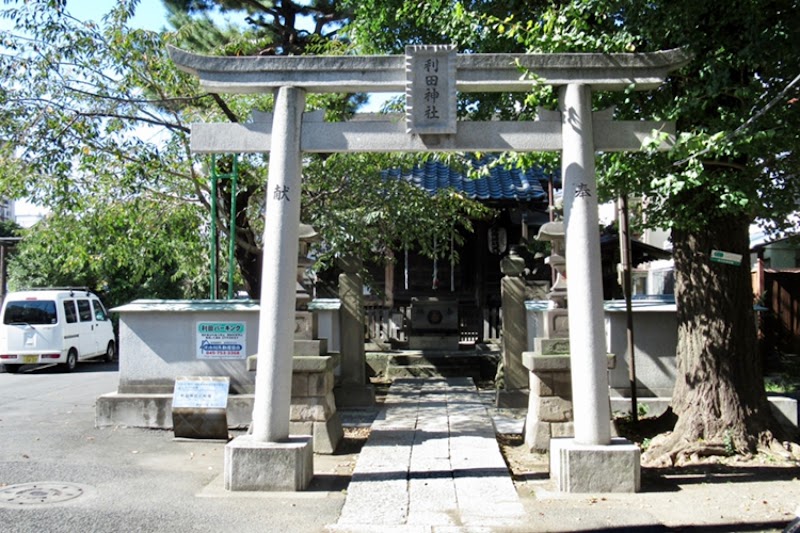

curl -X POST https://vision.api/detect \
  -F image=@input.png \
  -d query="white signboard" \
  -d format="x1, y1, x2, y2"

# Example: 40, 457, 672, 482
172, 376, 229, 409
196, 321, 246, 359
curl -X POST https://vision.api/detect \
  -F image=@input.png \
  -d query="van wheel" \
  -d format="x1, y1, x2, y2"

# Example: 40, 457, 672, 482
103, 341, 115, 363
3, 364, 20, 374
63, 350, 78, 372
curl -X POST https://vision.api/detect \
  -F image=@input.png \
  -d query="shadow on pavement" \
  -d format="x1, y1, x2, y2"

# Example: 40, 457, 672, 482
1, 360, 119, 375
565, 522, 790, 532
642, 463, 800, 490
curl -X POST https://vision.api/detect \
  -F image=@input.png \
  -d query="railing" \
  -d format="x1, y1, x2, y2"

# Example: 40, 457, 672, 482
365, 303, 501, 344
365, 304, 409, 343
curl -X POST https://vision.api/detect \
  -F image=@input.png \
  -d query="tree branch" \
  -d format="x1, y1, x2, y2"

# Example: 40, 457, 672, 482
64, 85, 212, 107
210, 93, 239, 123
76, 111, 189, 133
700, 159, 748, 171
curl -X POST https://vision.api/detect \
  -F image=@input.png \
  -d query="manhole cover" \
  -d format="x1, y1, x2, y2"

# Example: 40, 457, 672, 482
0, 482, 86, 506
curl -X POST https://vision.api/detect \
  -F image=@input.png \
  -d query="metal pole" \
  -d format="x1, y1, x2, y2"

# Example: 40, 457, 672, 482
619, 194, 638, 422
227, 155, 238, 300
210, 155, 219, 300
0, 244, 6, 304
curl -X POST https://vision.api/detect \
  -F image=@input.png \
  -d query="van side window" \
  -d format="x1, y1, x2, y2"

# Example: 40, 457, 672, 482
92, 300, 108, 321
77, 300, 93, 322
63, 300, 78, 324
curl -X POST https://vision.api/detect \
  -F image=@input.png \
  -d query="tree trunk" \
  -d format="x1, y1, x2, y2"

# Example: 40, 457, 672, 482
643, 213, 780, 465
235, 240, 262, 298
218, 180, 263, 299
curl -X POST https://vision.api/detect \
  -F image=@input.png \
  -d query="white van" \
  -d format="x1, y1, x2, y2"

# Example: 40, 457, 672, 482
0, 288, 115, 373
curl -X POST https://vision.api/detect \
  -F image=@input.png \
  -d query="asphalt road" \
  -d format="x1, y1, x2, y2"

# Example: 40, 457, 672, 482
0, 361, 348, 533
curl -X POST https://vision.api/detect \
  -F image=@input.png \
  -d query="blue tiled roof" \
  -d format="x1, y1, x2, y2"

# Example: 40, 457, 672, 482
381, 159, 550, 202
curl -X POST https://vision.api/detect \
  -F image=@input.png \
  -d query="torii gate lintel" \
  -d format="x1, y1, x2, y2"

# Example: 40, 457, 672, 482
190, 110, 675, 154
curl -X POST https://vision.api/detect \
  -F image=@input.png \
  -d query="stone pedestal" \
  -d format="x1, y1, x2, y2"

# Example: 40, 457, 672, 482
335, 257, 375, 408
294, 310, 317, 341
497, 249, 529, 408
550, 437, 640, 493
248, 354, 343, 454
224, 434, 313, 491
523, 345, 615, 452
523, 349, 573, 452
293, 338, 328, 357
289, 356, 343, 454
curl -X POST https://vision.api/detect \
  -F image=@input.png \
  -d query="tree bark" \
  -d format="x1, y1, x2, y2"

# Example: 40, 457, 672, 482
643, 213, 780, 465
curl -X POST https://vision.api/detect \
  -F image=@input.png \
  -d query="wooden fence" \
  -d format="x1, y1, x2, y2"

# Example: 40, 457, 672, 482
760, 269, 800, 355
365, 302, 502, 345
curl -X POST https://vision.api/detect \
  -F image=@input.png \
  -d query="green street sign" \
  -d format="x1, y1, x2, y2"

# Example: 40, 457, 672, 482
710, 249, 743, 266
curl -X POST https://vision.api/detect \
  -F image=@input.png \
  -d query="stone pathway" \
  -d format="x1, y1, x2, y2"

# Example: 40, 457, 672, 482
330, 378, 527, 532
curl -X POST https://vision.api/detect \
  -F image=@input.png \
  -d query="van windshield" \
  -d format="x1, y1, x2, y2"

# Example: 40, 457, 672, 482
3, 300, 58, 325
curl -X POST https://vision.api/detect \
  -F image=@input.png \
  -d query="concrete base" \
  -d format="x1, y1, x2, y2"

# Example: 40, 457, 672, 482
768, 395, 800, 432
495, 388, 529, 408
96, 392, 253, 429
224, 434, 313, 491
550, 437, 640, 493
334, 383, 376, 408
96, 392, 344, 454
290, 411, 344, 454
172, 407, 228, 440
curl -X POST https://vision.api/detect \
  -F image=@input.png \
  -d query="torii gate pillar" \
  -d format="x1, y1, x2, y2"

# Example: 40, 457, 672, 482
223, 86, 314, 492
561, 84, 612, 445
549, 84, 641, 493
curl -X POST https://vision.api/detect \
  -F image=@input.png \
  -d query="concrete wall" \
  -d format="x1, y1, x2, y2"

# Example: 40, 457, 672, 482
604, 298, 677, 397
525, 298, 678, 398
113, 300, 261, 394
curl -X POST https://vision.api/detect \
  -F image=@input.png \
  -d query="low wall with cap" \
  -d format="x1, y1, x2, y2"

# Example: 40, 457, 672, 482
111, 299, 260, 394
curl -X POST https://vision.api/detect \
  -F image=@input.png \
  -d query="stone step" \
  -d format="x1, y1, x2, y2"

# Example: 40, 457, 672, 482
388, 352, 484, 365
386, 363, 482, 380
368, 350, 499, 381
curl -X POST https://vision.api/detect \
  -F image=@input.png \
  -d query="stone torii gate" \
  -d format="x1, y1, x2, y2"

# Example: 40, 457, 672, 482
170, 45, 688, 492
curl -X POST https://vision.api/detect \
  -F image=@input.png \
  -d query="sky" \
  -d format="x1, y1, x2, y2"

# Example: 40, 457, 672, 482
68, 0, 170, 31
